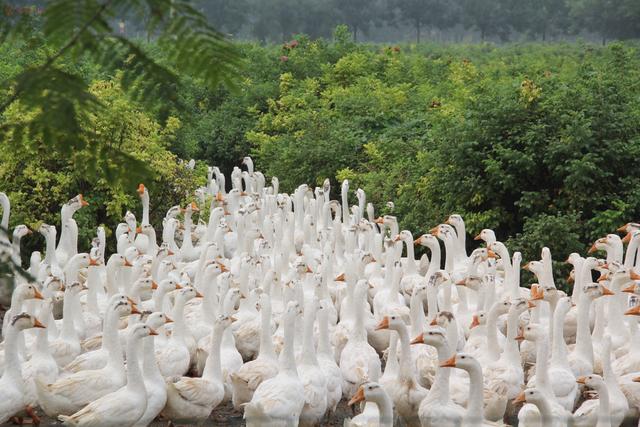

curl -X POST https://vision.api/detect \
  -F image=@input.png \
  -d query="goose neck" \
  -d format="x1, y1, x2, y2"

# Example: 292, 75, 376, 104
409, 291, 425, 338
575, 293, 594, 367
394, 323, 414, 381
464, 362, 485, 426
125, 333, 145, 393
279, 313, 298, 376
203, 324, 225, 383
1, 326, 23, 388
259, 301, 276, 359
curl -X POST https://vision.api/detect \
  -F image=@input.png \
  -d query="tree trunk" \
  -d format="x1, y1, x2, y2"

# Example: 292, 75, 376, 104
416, 19, 421, 43
353, 26, 358, 42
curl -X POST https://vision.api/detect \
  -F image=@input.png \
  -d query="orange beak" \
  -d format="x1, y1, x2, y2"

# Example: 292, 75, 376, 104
33, 288, 44, 300
167, 249, 175, 256
513, 391, 526, 404
175, 283, 183, 289
530, 287, 544, 301
220, 264, 229, 273
598, 274, 609, 282
487, 249, 497, 259
630, 270, 640, 281
191, 202, 199, 212
127, 297, 136, 305
216, 192, 225, 202
601, 286, 615, 296
625, 306, 640, 316
334, 273, 345, 282
348, 386, 366, 406
473, 233, 482, 241
623, 284, 636, 293
633, 376, 640, 383
440, 355, 456, 368
124, 259, 133, 267
455, 278, 467, 286
515, 329, 525, 341
306, 266, 313, 273
522, 262, 531, 271
131, 305, 142, 315
430, 317, 438, 326
470, 315, 480, 329
623, 232, 633, 244
413, 237, 422, 245
137, 183, 145, 195
588, 244, 598, 254
375, 316, 390, 331
567, 272, 574, 284
136, 226, 142, 234
410, 333, 424, 345
576, 376, 586, 384
165, 316, 174, 323
195, 291, 204, 298
89, 258, 99, 266
374, 217, 384, 224
79, 194, 89, 207
33, 318, 46, 328
429, 227, 439, 236
151, 281, 158, 290
618, 223, 629, 232
527, 300, 536, 309
149, 328, 159, 336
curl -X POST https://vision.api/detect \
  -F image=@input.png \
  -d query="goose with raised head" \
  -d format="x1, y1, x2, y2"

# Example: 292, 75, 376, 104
573, 336, 627, 427
133, 311, 172, 427
0, 313, 46, 425
440, 353, 508, 427
49, 282, 83, 367
231, 292, 278, 410
162, 315, 232, 424
36, 299, 139, 417
345, 382, 394, 427
297, 298, 328, 427
547, 295, 579, 411
56, 195, 88, 268
340, 280, 382, 399
411, 327, 465, 427
244, 301, 305, 427
64, 294, 134, 373
375, 315, 426, 427
155, 286, 200, 377
317, 297, 343, 414
58, 323, 155, 427
513, 388, 572, 427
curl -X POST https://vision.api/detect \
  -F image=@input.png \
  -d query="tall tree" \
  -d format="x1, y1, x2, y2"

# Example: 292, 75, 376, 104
197, 0, 249, 36
331, 0, 384, 41
569, 0, 640, 43
461, 0, 510, 41
393, 0, 456, 43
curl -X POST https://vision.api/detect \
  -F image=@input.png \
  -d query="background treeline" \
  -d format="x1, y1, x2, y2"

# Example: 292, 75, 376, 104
188, 0, 635, 43
2, 21, 640, 286
5, 0, 640, 43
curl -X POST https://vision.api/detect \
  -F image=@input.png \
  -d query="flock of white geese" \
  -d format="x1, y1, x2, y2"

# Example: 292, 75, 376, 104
2, 156, 640, 426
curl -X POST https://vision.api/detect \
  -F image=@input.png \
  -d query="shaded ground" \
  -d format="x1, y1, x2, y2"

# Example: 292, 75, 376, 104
17, 400, 354, 426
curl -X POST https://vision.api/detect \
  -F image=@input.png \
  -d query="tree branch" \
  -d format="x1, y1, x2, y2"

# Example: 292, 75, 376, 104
0, 0, 114, 114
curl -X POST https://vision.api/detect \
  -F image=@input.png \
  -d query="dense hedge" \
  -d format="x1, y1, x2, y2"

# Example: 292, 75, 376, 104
2, 29, 640, 287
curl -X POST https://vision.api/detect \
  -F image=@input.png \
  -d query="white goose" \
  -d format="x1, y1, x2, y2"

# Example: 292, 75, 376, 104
244, 301, 305, 426
58, 323, 155, 427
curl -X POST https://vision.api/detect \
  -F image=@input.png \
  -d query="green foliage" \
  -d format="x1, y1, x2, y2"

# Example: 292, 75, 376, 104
0, 77, 203, 259
0, 0, 240, 189
241, 40, 640, 289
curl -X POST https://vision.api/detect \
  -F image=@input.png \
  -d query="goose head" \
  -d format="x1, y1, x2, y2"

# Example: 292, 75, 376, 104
13, 283, 44, 301
348, 382, 388, 407
469, 311, 486, 329
513, 388, 547, 406
473, 228, 496, 245
10, 312, 46, 331
439, 352, 480, 372
520, 322, 545, 343
445, 214, 464, 230
411, 326, 447, 348
12, 224, 31, 240
430, 310, 456, 328
375, 314, 406, 332
576, 374, 605, 390
143, 311, 173, 329
582, 282, 615, 300
129, 323, 157, 341
414, 233, 439, 251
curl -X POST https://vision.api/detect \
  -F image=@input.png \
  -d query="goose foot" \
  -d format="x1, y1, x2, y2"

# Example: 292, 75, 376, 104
25, 406, 40, 425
